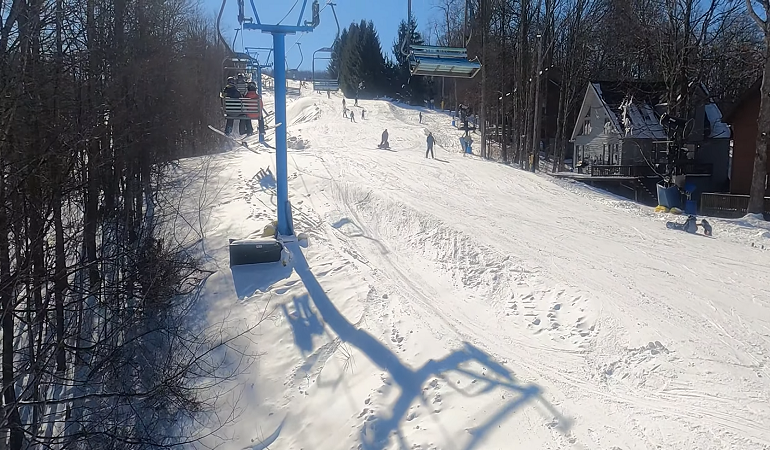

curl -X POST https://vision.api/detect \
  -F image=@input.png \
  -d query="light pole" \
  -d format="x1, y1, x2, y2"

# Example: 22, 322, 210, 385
531, 33, 543, 172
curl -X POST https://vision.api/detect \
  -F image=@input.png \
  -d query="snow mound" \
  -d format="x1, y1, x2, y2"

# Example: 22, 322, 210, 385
286, 97, 321, 126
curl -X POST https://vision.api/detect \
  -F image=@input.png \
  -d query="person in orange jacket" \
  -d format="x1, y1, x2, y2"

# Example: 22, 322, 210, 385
240, 82, 262, 136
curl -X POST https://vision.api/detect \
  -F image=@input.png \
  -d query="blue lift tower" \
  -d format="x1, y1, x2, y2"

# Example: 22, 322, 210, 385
240, 0, 319, 238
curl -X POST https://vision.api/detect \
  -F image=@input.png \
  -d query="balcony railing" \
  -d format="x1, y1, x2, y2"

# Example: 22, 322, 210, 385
700, 193, 770, 218
588, 163, 713, 178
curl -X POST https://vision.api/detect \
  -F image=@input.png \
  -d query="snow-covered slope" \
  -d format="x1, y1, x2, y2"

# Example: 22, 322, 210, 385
181, 85, 770, 450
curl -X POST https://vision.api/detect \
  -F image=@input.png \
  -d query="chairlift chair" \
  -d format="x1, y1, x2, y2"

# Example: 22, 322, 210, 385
285, 44, 303, 96
400, 0, 481, 79
408, 45, 481, 78
311, 2, 340, 92
312, 47, 339, 92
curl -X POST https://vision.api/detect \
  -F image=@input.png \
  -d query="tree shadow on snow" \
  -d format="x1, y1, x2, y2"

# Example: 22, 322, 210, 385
288, 243, 571, 450
231, 263, 293, 300
281, 294, 325, 356
432, 157, 449, 163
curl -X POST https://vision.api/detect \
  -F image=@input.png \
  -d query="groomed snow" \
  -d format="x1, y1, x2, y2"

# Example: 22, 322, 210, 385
175, 84, 770, 450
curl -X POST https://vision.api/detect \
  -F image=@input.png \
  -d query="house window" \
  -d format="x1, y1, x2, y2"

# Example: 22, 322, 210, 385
583, 119, 591, 136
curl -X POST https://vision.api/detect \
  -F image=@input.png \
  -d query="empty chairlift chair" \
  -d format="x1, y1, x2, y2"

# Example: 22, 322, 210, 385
311, 2, 340, 92
408, 45, 481, 79
312, 47, 339, 92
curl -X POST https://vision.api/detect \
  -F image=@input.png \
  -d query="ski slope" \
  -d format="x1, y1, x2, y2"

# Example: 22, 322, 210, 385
178, 85, 770, 450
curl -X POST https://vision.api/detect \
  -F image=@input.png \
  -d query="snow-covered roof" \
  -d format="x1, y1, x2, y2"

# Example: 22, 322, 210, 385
589, 81, 730, 140
619, 98, 668, 139
591, 82, 668, 139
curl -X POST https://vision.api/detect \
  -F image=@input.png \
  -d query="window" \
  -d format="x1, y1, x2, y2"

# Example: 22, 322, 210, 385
582, 119, 591, 136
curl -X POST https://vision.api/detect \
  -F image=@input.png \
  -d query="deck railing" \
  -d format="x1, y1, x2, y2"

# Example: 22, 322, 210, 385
700, 193, 770, 218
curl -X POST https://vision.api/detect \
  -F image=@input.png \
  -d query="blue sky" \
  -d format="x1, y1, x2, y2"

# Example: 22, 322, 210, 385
203, 0, 440, 70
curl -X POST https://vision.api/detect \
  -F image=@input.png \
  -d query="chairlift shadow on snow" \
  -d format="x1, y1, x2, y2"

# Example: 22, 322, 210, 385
231, 262, 293, 300
287, 243, 571, 450
331, 217, 389, 255
254, 167, 276, 190
281, 293, 325, 357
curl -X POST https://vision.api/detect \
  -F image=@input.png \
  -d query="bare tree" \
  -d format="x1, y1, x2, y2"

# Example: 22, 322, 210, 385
745, 0, 770, 213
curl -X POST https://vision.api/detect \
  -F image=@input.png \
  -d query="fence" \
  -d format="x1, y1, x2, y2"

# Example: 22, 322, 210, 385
589, 163, 713, 178
699, 193, 770, 218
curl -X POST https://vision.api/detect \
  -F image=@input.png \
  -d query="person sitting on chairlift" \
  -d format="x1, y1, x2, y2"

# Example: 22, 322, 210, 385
222, 77, 242, 135
242, 82, 262, 136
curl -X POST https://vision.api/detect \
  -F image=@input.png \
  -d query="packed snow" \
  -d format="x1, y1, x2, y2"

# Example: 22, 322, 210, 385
171, 82, 770, 450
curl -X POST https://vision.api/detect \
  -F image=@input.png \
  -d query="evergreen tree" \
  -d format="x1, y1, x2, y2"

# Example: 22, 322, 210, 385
392, 17, 428, 104
329, 20, 390, 97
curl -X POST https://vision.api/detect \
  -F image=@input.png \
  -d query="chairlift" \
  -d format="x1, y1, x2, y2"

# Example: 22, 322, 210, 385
215, 0, 319, 264
312, 2, 340, 92
245, 46, 274, 94
399, 0, 480, 79
286, 44, 303, 95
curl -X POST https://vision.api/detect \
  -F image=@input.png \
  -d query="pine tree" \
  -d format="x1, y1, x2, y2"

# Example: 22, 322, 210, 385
392, 17, 427, 104
330, 20, 390, 97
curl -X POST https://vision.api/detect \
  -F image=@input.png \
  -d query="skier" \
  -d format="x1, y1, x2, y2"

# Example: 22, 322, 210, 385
378, 129, 389, 149
342, 98, 346, 109
419, 111, 422, 123
343, 108, 348, 118
349, 109, 356, 122
426, 132, 435, 158
361, 109, 366, 119
221, 77, 242, 135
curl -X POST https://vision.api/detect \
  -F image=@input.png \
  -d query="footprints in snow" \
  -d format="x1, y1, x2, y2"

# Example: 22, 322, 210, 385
390, 327, 408, 352
595, 341, 674, 386
506, 288, 596, 346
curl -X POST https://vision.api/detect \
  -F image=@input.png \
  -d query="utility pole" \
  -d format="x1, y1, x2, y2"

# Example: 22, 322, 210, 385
531, 33, 543, 172
480, 0, 489, 158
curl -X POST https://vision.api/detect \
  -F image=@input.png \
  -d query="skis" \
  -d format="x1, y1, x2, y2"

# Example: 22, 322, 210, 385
208, 124, 282, 153
208, 125, 251, 149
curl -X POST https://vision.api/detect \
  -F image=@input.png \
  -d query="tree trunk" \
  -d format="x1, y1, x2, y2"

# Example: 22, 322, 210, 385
748, 37, 770, 213
0, 176, 22, 450
480, 0, 489, 158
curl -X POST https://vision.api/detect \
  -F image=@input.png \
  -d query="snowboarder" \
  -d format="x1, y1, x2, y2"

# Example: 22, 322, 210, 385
426, 132, 435, 158
667, 215, 713, 236
378, 129, 389, 149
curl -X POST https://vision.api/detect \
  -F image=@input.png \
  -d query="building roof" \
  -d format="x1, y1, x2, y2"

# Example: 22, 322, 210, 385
590, 81, 730, 140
